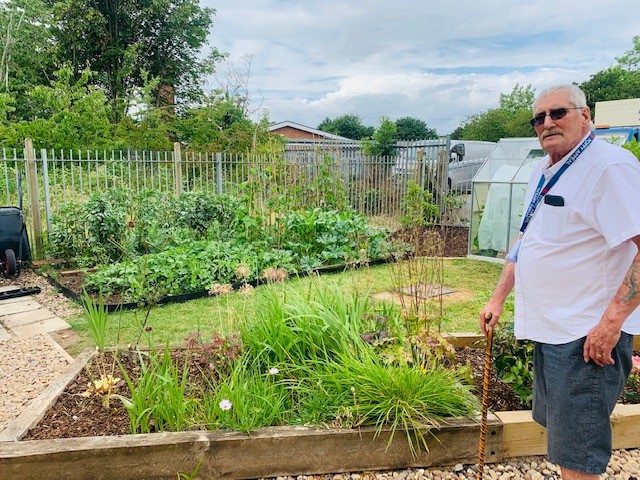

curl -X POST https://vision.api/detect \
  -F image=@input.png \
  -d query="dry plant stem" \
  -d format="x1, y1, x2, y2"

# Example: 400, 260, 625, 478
477, 322, 494, 480
391, 228, 445, 334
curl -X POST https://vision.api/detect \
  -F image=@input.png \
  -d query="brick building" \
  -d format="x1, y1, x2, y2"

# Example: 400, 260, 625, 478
268, 121, 353, 141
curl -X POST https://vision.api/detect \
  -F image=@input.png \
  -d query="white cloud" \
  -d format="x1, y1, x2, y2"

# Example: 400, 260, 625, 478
202, 0, 640, 134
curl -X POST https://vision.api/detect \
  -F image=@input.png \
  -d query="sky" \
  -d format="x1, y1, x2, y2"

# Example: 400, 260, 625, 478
200, 0, 640, 135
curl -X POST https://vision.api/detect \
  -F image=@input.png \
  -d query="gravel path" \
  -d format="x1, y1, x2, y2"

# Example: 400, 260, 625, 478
0, 333, 72, 430
263, 450, 640, 479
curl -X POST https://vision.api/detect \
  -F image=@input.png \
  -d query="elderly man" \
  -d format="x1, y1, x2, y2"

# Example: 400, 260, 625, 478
480, 84, 640, 480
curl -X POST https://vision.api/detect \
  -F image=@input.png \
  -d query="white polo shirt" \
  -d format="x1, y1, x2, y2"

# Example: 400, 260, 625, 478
514, 135, 640, 344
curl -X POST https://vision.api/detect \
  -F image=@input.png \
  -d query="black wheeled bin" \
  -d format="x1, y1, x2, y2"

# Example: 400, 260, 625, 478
0, 206, 31, 277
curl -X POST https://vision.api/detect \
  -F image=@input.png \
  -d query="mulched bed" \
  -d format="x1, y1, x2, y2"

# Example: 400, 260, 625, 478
24, 342, 639, 441
25, 345, 521, 441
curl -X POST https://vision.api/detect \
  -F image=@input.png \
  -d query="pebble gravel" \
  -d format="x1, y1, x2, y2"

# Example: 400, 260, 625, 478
262, 449, 640, 479
0, 333, 72, 430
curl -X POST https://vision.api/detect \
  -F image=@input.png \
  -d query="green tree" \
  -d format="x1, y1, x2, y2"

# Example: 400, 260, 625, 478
361, 116, 397, 156
395, 117, 438, 140
317, 114, 374, 140
176, 96, 255, 151
49, 0, 215, 120
499, 83, 535, 113
580, 36, 640, 112
454, 84, 536, 141
0, 0, 57, 120
0, 65, 114, 149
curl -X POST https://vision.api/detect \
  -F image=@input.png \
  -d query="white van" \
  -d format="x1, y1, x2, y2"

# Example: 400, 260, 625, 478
448, 141, 497, 193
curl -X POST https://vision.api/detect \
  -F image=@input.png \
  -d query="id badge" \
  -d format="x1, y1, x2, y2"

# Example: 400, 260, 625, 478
505, 237, 522, 263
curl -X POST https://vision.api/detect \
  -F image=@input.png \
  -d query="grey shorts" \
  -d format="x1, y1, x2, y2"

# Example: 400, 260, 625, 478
532, 332, 633, 474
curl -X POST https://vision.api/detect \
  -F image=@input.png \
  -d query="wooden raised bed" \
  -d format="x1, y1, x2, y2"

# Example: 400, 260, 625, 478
1, 334, 639, 479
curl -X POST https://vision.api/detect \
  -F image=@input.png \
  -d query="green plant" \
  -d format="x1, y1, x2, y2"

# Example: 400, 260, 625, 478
625, 355, 640, 402
623, 138, 640, 160
241, 282, 373, 371
177, 455, 204, 480
197, 357, 291, 432
115, 346, 196, 434
491, 321, 534, 407
400, 180, 440, 227
82, 290, 109, 353
314, 348, 478, 457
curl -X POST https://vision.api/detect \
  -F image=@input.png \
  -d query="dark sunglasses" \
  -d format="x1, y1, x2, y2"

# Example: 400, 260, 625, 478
529, 107, 583, 127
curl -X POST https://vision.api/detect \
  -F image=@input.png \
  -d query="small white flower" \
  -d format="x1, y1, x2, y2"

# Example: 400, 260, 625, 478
72, 415, 79, 422
268, 367, 279, 375
219, 399, 232, 411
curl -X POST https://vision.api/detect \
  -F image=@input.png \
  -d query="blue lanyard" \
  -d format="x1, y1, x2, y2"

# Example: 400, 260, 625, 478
519, 133, 594, 234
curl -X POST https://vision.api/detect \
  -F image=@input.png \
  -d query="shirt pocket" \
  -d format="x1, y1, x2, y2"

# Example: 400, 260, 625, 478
537, 203, 568, 241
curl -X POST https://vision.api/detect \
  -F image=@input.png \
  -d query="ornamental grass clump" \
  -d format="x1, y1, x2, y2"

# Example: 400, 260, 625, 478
196, 356, 291, 432
295, 347, 478, 457
241, 282, 372, 370
113, 281, 479, 455
239, 282, 478, 455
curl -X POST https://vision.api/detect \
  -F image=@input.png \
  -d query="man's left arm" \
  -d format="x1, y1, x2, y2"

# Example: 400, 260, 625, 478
584, 235, 640, 366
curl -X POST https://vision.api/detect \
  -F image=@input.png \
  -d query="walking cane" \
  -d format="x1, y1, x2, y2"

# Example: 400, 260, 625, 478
477, 312, 493, 480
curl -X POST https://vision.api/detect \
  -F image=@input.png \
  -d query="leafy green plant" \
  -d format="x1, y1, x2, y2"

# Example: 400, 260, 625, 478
623, 138, 640, 160
491, 321, 534, 407
172, 191, 240, 239
275, 208, 390, 270
400, 180, 440, 227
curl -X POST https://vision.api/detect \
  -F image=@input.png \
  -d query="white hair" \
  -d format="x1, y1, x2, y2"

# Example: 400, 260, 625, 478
533, 84, 588, 111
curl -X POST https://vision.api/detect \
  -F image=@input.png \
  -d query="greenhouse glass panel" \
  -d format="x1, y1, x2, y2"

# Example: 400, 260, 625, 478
469, 137, 545, 260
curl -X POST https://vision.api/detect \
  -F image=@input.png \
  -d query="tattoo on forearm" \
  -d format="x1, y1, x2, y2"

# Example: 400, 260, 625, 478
622, 265, 639, 303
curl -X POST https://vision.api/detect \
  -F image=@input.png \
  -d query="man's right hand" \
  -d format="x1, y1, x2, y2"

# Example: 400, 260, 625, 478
479, 303, 502, 336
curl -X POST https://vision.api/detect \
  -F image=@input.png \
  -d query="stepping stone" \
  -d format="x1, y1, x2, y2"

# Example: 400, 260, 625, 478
10, 317, 70, 338
0, 299, 41, 316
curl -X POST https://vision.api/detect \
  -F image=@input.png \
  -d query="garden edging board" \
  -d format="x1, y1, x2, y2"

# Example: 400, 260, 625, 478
0, 335, 639, 479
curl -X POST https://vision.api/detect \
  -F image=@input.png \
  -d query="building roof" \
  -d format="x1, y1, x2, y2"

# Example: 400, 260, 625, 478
268, 121, 354, 141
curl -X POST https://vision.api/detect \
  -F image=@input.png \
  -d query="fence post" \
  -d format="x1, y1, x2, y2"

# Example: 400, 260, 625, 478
216, 152, 223, 195
25, 138, 43, 258
40, 149, 52, 240
173, 142, 183, 196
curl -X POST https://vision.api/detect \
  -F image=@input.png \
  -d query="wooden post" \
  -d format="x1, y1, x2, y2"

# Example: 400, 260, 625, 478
25, 138, 42, 258
173, 142, 183, 196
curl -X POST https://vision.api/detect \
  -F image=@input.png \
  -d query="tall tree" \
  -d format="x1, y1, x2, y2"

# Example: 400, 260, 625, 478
453, 83, 536, 141
48, 0, 215, 120
361, 116, 397, 156
499, 83, 535, 113
580, 36, 640, 111
0, 0, 56, 120
395, 116, 438, 140
317, 114, 374, 140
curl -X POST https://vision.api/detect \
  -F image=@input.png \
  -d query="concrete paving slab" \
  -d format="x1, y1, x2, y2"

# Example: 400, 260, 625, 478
2, 309, 57, 329
0, 299, 41, 315
11, 317, 70, 338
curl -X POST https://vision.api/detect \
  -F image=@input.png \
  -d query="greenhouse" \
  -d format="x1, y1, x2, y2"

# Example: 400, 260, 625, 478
468, 137, 546, 260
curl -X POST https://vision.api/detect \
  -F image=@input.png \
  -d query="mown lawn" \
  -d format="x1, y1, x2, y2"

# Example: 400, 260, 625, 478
66, 258, 509, 355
